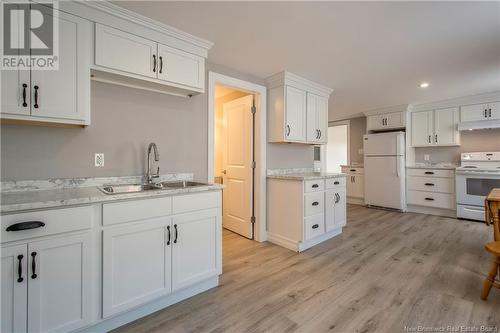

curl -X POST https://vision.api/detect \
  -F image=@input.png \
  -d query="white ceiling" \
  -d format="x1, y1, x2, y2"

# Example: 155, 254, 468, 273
115, 1, 500, 121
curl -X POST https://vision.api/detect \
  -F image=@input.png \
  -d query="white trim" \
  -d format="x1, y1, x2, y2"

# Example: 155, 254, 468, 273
322, 120, 350, 173
411, 90, 500, 113
208, 72, 267, 242
363, 104, 409, 117
266, 71, 333, 97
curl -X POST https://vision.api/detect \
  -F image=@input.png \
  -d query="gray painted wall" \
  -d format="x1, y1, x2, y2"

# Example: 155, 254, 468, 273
414, 128, 500, 164
1, 63, 314, 181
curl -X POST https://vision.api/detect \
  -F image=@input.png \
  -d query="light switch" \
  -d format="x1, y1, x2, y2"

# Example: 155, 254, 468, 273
94, 153, 104, 167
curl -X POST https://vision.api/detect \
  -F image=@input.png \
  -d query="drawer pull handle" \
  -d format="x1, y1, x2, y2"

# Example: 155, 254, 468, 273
424, 171, 434, 175
312, 201, 319, 206
166, 225, 171, 246
425, 197, 435, 201
334, 181, 340, 185
174, 224, 178, 244
312, 224, 319, 229
424, 183, 435, 186
17, 255, 24, 283
31, 252, 37, 279
350, 169, 356, 172
33, 85, 39, 109
22, 83, 28, 107
312, 184, 319, 188
6, 221, 45, 232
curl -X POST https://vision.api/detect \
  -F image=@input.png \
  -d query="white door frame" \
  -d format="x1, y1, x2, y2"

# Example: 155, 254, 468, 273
208, 72, 267, 242
321, 120, 350, 172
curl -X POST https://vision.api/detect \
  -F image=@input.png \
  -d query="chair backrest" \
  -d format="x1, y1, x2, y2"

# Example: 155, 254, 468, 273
485, 198, 500, 241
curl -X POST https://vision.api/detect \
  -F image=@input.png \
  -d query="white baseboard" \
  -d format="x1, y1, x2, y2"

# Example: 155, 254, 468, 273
268, 228, 343, 253
77, 276, 219, 333
407, 205, 456, 218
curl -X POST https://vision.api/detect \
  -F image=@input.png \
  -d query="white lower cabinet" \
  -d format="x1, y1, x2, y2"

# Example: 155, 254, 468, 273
102, 218, 172, 317
267, 176, 346, 252
1, 244, 28, 333
172, 209, 219, 291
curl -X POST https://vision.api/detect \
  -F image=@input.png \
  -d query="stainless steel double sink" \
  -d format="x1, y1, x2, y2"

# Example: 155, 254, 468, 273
98, 181, 208, 195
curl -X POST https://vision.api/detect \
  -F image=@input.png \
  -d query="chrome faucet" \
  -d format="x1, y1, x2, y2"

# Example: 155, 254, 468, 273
146, 142, 160, 184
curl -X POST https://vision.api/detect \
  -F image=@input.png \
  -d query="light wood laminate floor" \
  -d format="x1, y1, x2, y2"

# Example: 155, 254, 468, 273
114, 205, 500, 333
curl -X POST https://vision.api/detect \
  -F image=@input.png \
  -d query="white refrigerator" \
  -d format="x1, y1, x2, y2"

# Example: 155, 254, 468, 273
363, 131, 406, 211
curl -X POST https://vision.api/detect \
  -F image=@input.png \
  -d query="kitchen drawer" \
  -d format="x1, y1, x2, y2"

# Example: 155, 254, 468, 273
341, 167, 364, 175
407, 176, 455, 194
406, 168, 454, 178
407, 190, 455, 210
172, 191, 221, 214
304, 192, 324, 217
304, 179, 325, 193
304, 214, 325, 240
1, 206, 94, 243
103, 196, 172, 226
326, 177, 346, 189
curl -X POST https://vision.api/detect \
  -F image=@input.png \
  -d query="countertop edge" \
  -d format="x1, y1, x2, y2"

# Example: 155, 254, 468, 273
267, 174, 347, 181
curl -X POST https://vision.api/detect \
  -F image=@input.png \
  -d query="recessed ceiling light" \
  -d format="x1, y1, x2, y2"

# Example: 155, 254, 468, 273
419, 82, 430, 88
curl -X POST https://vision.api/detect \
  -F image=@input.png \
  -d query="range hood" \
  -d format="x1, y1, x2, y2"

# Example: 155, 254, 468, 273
458, 119, 500, 131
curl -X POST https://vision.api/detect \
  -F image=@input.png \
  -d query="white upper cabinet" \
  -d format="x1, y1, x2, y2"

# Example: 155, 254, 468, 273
367, 111, 406, 131
411, 107, 460, 147
306, 93, 328, 144
95, 24, 157, 78
157, 44, 205, 90
267, 71, 333, 144
285, 86, 307, 142
461, 102, 500, 121
1, 8, 92, 126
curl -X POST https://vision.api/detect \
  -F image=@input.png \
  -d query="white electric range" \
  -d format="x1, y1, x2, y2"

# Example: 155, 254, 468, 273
456, 152, 500, 221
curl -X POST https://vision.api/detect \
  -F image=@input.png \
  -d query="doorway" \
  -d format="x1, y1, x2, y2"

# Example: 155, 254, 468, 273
208, 72, 267, 242
326, 121, 350, 173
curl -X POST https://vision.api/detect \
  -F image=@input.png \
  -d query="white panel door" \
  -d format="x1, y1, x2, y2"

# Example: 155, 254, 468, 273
27, 232, 92, 333
1, 4, 30, 116
1, 244, 28, 333
30, 10, 91, 121
157, 44, 204, 89
102, 219, 171, 317
222, 95, 254, 239
460, 103, 488, 122
306, 93, 328, 144
411, 111, 433, 147
172, 209, 219, 291
95, 24, 157, 78
488, 102, 500, 120
285, 86, 307, 142
434, 107, 458, 145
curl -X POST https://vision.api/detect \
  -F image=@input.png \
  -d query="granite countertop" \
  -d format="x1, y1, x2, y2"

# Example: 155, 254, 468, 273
267, 172, 346, 181
1, 184, 223, 214
406, 163, 457, 170
341, 164, 364, 169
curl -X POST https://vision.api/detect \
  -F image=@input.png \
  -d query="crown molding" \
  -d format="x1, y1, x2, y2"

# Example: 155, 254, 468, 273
79, 1, 214, 51
411, 90, 500, 113
266, 71, 334, 97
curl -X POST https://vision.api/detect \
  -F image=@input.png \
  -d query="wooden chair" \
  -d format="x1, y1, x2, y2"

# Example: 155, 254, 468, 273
481, 194, 500, 300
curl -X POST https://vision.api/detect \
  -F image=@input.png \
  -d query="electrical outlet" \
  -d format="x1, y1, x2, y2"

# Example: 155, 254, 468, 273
424, 154, 430, 161
94, 153, 104, 167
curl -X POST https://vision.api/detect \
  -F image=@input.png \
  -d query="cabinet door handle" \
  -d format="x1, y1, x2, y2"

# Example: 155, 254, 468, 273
424, 171, 434, 175
31, 252, 37, 279
6, 221, 45, 232
424, 197, 435, 201
152, 54, 157, 72
484, 109, 488, 118
336, 193, 340, 203
489, 108, 492, 118
17, 255, 24, 283
286, 125, 291, 137
159, 56, 163, 74
312, 201, 319, 206
435, 134, 438, 143
312, 224, 319, 229
166, 225, 171, 246
312, 184, 319, 188
22, 83, 28, 107
334, 181, 340, 185
33, 85, 39, 109
318, 130, 321, 139
173, 224, 178, 243
428, 135, 431, 143
424, 183, 435, 186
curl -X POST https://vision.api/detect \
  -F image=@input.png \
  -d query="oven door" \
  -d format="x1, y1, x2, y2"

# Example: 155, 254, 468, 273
456, 172, 500, 206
